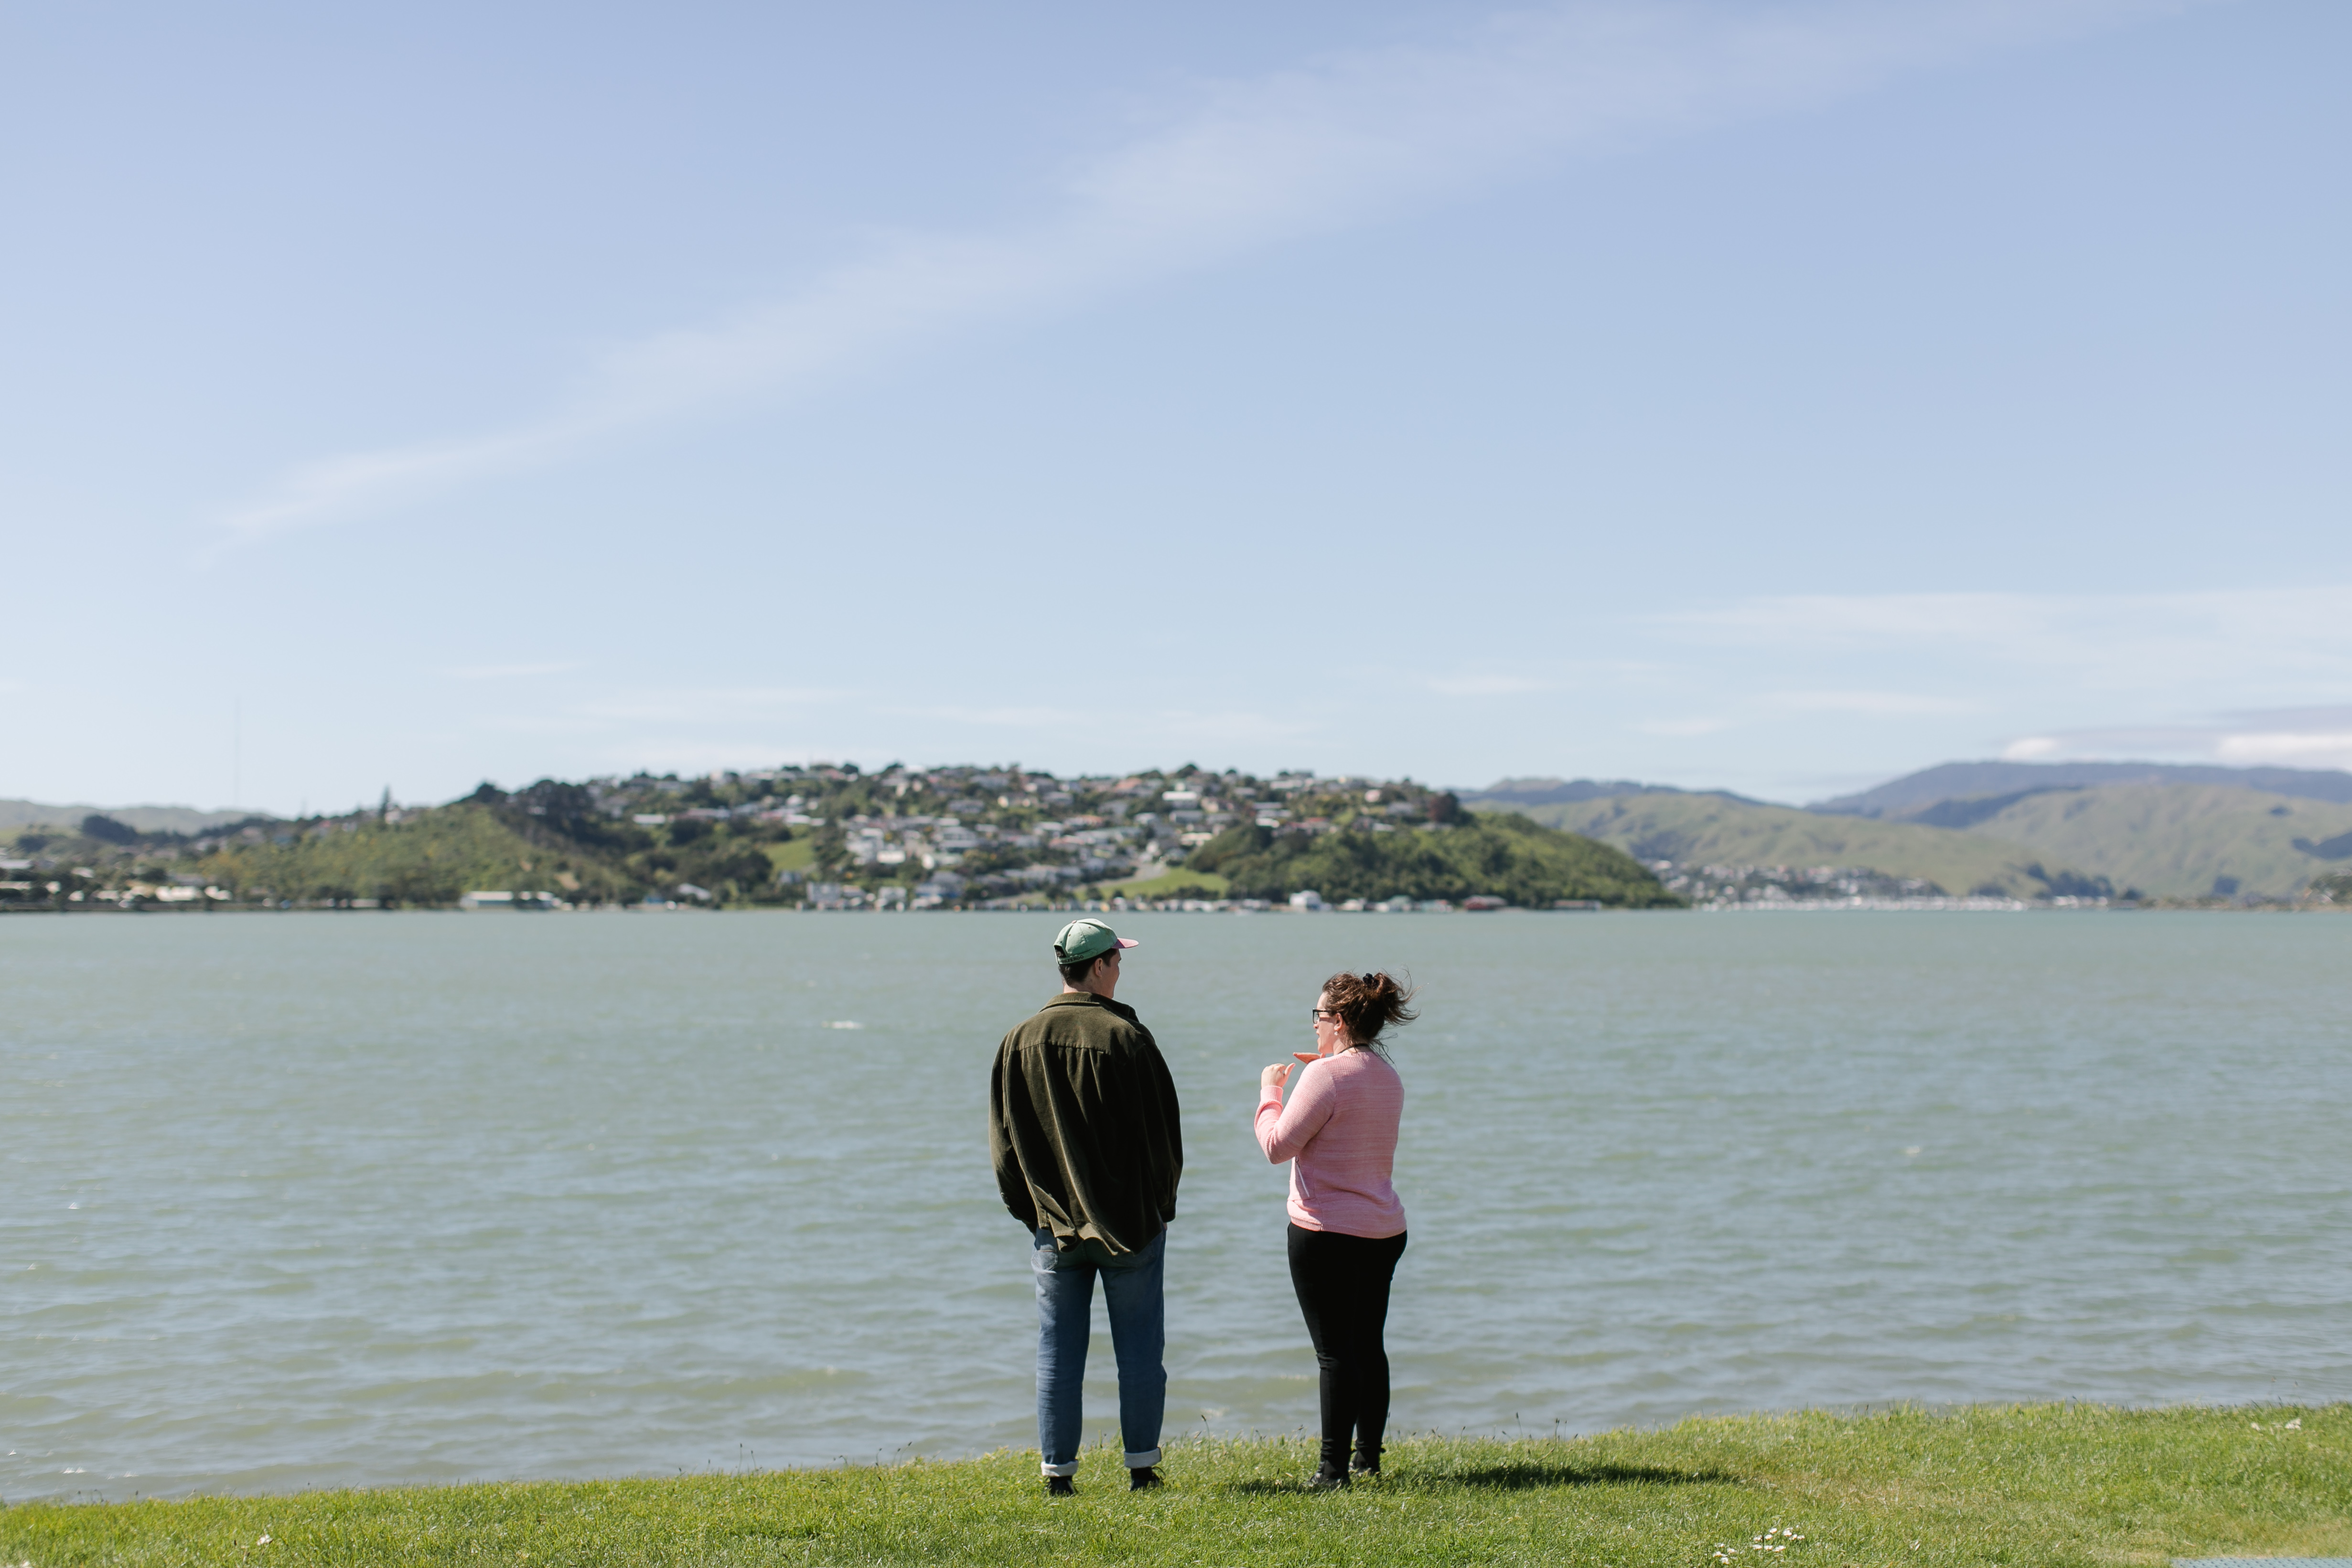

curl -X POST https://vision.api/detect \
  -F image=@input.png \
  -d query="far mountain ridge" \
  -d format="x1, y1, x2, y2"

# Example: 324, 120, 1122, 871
0, 798, 268, 834
1479, 781, 2352, 901
1812, 760, 2352, 817
1459, 777, 1752, 808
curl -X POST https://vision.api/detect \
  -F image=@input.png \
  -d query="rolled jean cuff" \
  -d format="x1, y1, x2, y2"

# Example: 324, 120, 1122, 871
1040, 1458, 1080, 1477
1124, 1448, 1162, 1469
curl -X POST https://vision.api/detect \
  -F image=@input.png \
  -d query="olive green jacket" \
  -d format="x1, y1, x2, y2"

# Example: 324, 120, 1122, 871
989, 991, 1182, 1256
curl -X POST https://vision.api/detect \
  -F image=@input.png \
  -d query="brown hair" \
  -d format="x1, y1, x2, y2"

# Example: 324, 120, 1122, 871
1320, 970, 1417, 1052
1059, 946, 1122, 987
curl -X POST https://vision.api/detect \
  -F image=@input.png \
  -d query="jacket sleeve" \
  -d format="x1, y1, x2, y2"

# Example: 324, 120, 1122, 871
988, 1038, 1040, 1228
1149, 1039, 1182, 1221
1255, 1057, 1339, 1163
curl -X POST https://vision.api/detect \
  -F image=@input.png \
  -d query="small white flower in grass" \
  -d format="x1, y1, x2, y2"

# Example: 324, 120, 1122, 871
1741, 1527, 1805, 1553
2285, 1418, 2302, 1429
258, 1536, 271, 1546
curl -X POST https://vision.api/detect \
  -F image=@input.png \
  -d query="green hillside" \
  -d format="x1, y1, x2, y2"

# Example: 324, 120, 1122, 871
1491, 783, 2352, 901
0, 785, 795, 910
1491, 794, 2073, 899
192, 793, 787, 907
1959, 783, 2352, 899
195, 806, 641, 906
0, 798, 258, 833
1186, 813, 1681, 907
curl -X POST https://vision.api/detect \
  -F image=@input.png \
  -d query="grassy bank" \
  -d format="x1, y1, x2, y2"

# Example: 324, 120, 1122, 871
7, 1406, 2348, 1566
1107, 867, 1232, 900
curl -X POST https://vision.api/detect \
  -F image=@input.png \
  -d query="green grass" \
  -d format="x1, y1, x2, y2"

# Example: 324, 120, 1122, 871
1110, 868, 1231, 899
764, 837, 818, 876
7, 1406, 2346, 1566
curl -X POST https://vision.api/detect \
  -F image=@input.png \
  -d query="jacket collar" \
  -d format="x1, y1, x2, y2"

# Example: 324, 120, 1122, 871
1042, 990, 1138, 1024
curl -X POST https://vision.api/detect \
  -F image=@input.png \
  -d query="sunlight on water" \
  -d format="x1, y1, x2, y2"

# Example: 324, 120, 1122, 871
4, 910, 2347, 1498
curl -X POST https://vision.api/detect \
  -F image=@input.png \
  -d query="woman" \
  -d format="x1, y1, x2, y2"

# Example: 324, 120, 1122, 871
1255, 970, 1415, 1489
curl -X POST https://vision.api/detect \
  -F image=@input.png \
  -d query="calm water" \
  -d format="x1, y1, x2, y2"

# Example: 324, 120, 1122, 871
4, 910, 2347, 1500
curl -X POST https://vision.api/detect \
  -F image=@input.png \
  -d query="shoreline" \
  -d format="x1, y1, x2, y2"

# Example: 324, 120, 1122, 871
6, 900, 2343, 915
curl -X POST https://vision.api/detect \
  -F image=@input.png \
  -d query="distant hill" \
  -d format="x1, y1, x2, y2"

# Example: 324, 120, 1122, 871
1485, 782, 2352, 900
4, 785, 784, 909
195, 803, 669, 906
1942, 783, 2352, 900
1459, 777, 1710, 808
1185, 814, 1681, 907
1493, 793, 2070, 899
1812, 761, 2352, 817
0, 799, 268, 834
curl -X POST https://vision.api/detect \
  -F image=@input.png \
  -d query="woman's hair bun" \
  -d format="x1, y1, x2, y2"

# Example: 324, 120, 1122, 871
1321, 969, 1418, 1050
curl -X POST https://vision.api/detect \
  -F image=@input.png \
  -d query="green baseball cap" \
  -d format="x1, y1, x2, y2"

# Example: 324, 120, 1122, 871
1054, 917, 1138, 966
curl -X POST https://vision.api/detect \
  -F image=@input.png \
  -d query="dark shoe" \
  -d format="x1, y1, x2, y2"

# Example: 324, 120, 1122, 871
1351, 1453, 1382, 1478
1306, 1463, 1350, 1491
1045, 1474, 1075, 1498
1129, 1466, 1162, 1491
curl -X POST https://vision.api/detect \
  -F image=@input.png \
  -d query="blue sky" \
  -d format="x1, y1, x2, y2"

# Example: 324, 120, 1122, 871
4, 0, 2347, 812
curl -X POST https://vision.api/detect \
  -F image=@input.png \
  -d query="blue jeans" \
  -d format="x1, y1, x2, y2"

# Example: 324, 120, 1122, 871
1030, 1226, 1166, 1475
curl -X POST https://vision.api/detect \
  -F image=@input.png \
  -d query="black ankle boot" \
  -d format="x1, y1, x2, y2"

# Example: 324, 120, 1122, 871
1129, 1466, 1162, 1491
1352, 1449, 1381, 1477
1045, 1474, 1075, 1497
1307, 1461, 1350, 1491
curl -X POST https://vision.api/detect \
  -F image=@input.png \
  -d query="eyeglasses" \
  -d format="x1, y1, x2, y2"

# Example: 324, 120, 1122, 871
1310, 1008, 1340, 1020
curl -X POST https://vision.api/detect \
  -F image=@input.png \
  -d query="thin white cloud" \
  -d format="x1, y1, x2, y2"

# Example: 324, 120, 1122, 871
1639, 716, 1732, 737
2003, 706, 2352, 770
1423, 674, 1554, 697
2216, 704, 2352, 729
1131, 708, 1320, 745
890, 705, 1090, 729
2217, 732, 2352, 767
571, 686, 848, 724
218, 0, 2187, 541
1659, 587, 2352, 691
1766, 689, 1980, 716
469, 714, 606, 736
443, 661, 580, 680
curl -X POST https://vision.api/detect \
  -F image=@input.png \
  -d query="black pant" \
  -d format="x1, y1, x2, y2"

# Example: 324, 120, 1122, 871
1286, 1223, 1407, 1471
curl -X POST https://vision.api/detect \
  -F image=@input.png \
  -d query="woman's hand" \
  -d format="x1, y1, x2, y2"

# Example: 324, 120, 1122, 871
1260, 1060, 1293, 1095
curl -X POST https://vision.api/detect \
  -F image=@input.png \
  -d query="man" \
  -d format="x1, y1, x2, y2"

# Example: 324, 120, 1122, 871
989, 917, 1182, 1498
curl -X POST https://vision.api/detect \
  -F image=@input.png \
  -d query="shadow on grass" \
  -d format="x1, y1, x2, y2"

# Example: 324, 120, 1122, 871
1226, 1462, 1740, 1496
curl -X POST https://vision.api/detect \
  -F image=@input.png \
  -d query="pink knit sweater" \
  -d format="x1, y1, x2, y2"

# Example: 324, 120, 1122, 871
1254, 1047, 1405, 1238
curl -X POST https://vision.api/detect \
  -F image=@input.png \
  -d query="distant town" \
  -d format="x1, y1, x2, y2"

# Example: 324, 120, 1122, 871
0, 762, 1671, 914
